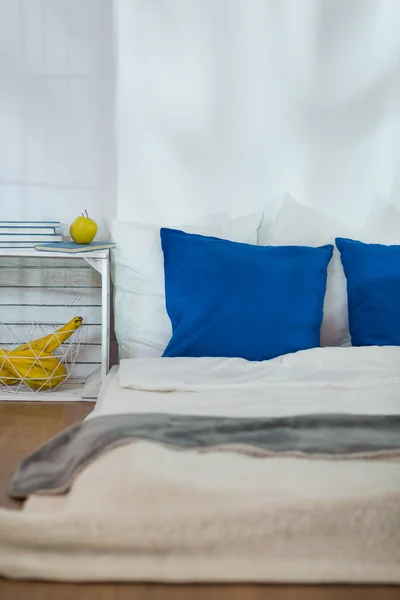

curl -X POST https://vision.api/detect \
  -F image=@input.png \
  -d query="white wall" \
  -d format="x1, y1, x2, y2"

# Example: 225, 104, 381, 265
0, 0, 116, 227
116, 0, 400, 228
3, 0, 400, 229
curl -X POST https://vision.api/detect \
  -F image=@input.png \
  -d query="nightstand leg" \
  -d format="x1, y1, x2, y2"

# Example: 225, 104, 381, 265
101, 256, 110, 381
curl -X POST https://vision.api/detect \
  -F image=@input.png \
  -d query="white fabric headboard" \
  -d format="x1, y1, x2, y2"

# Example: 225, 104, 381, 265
115, 0, 400, 228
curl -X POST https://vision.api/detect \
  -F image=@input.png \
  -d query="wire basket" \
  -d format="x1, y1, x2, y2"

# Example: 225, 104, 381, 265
0, 320, 86, 394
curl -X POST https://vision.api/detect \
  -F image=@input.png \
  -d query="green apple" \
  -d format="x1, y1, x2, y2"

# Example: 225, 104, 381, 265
69, 210, 98, 244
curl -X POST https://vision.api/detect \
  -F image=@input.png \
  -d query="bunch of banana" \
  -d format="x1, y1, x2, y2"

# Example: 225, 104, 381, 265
0, 316, 83, 391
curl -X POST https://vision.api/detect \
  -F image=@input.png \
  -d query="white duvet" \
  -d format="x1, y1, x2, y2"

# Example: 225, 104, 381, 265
91, 346, 400, 419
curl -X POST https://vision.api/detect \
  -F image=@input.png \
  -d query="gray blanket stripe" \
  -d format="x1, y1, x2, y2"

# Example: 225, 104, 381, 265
9, 413, 400, 499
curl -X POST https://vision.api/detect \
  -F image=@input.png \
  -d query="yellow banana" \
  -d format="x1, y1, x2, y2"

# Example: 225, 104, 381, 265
0, 317, 83, 390
12, 316, 83, 355
0, 349, 19, 385
1, 347, 67, 390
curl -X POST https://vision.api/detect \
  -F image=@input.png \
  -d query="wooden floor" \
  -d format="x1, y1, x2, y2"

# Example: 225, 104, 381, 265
0, 402, 399, 600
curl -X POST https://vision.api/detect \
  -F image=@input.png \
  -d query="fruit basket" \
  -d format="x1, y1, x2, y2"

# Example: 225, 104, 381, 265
0, 317, 85, 394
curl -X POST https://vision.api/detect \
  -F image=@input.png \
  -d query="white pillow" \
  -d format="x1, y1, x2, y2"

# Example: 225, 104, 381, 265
362, 195, 400, 244
256, 196, 284, 245
267, 195, 358, 347
110, 212, 262, 359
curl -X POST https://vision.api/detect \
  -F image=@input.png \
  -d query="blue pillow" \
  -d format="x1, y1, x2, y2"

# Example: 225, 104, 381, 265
161, 228, 333, 361
336, 237, 400, 347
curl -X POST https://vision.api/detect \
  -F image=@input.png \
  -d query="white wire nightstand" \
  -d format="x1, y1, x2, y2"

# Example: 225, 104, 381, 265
0, 248, 111, 401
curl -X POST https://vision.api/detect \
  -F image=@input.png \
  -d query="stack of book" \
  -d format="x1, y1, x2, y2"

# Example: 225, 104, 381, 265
0, 221, 62, 248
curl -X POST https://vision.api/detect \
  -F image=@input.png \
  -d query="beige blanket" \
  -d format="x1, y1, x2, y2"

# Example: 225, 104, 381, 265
1, 440, 400, 583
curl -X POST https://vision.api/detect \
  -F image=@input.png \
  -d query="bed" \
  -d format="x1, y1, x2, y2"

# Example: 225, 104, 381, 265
1, 199, 400, 583
0, 345, 399, 583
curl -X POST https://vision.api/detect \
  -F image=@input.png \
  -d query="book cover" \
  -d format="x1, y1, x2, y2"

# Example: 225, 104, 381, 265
0, 243, 37, 248
34, 241, 116, 253
0, 227, 56, 234
0, 221, 60, 227
0, 234, 63, 242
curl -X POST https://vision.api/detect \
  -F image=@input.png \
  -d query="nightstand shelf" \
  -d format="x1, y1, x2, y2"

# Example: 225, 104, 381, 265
0, 248, 111, 401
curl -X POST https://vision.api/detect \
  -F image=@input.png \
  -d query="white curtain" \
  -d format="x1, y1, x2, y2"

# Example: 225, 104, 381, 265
0, 0, 115, 223
115, 0, 400, 227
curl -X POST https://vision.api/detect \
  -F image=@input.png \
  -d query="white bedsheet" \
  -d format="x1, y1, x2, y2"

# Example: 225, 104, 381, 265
90, 347, 400, 419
